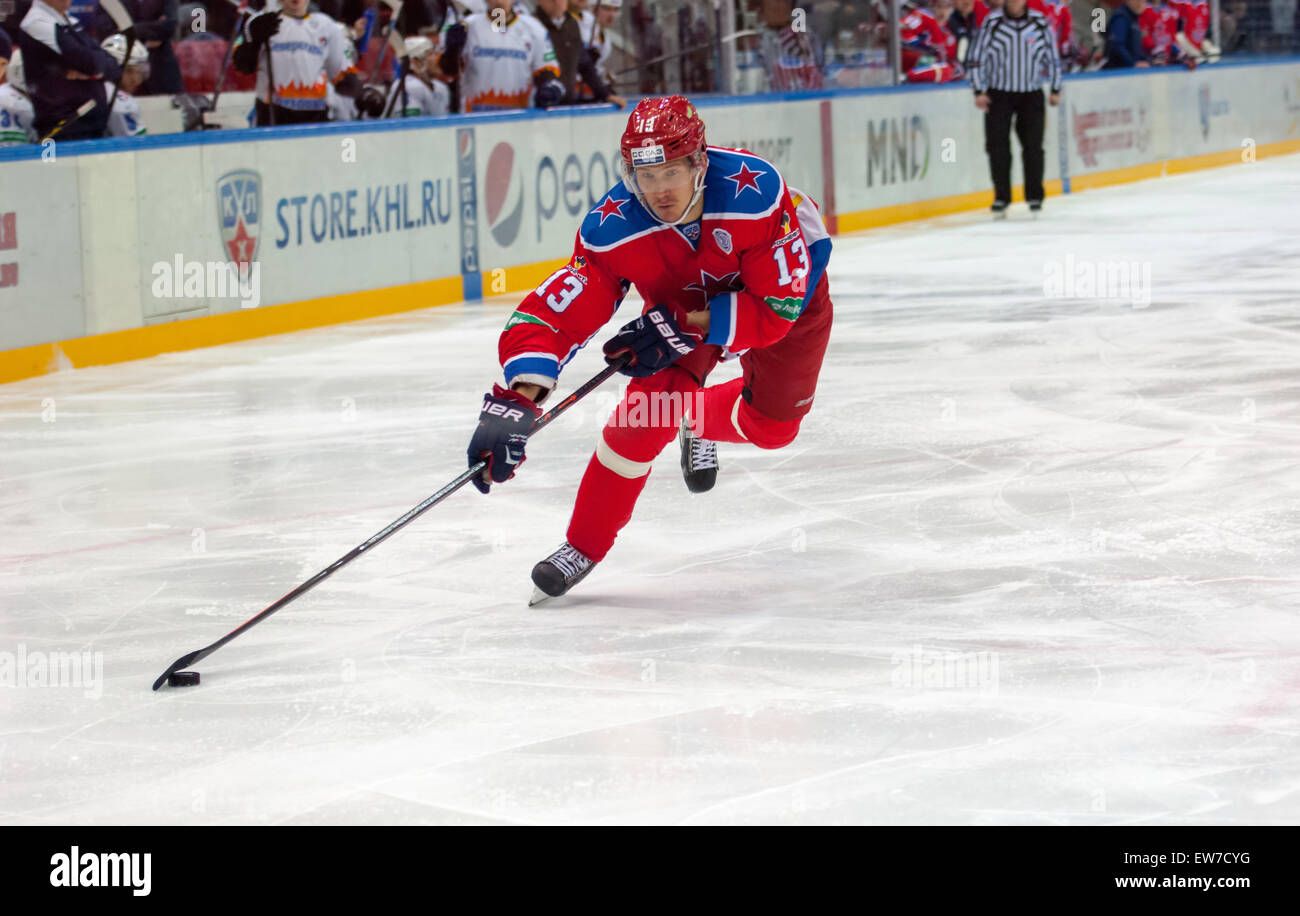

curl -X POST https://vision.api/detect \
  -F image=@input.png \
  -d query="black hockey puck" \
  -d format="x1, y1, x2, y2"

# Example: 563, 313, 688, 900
168, 671, 201, 687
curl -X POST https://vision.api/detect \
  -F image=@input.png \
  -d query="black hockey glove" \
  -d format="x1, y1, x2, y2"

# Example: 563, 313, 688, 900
248, 11, 281, 46
602, 305, 702, 378
335, 72, 363, 99
534, 73, 566, 108
356, 84, 387, 117
467, 384, 542, 494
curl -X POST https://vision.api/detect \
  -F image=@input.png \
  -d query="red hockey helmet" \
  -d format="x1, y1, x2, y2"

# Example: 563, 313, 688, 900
619, 95, 707, 171
620, 96, 709, 225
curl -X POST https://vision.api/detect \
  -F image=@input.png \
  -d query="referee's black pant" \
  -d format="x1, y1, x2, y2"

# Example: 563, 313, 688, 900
984, 89, 1045, 205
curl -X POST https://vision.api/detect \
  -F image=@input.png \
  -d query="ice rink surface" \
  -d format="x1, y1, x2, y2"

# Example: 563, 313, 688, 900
3, 157, 1299, 825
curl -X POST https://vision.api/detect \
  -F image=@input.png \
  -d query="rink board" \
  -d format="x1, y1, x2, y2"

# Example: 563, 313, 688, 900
1, 58, 1298, 382
829, 84, 1067, 228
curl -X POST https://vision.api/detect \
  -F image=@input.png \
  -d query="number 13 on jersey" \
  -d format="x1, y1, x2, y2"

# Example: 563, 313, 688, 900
772, 237, 809, 293
535, 266, 588, 313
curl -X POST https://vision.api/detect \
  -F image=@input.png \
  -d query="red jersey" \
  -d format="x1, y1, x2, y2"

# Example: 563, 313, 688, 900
901, 8, 957, 63
1169, 0, 1210, 45
1139, 3, 1180, 58
499, 148, 816, 390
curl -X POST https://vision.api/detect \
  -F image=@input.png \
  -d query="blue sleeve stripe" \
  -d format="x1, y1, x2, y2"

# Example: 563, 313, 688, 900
503, 354, 560, 382
704, 292, 737, 348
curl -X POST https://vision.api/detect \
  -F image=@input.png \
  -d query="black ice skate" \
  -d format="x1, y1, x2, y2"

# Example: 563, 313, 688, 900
529, 541, 597, 606
679, 418, 718, 493
991, 200, 1009, 220
1028, 200, 1043, 219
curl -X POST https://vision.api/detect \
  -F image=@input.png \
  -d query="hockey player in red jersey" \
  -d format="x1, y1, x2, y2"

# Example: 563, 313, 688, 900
1139, 0, 1181, 64
1169, 0, 1219, 62
878, 1, 961, 82
466, 95, 835, 603
899, 3, 960, 82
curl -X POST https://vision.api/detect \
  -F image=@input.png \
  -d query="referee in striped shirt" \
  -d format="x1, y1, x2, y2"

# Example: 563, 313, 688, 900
968, 0, 1062, 217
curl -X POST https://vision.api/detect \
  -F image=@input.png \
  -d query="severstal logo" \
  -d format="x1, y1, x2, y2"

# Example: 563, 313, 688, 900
49, 846, 151, 896
484, 142, 524, 247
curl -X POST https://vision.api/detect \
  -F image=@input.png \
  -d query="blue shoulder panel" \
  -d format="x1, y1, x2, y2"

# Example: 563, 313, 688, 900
579, 180, 660, 250
702, 147, 785, 217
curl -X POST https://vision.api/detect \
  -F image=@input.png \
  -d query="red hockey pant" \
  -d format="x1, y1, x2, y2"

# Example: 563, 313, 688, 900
565, 278, 834, 562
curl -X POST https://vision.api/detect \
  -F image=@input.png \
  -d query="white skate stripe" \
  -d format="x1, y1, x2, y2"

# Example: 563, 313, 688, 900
596, 435, 653, 479
730, 395, 749, 441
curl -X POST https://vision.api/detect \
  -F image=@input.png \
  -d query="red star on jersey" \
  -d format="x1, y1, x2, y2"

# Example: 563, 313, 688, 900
725, 162, 765, 197
226, 220, 255, 266
595, 196, 629, 225
685, 269, 743, 303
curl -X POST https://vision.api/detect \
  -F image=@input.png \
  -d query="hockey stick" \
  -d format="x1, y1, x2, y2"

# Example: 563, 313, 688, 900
210, 0, 251, 113
100, 0, 135, 125
263, 19, 277, 126
39, 100, 96, 142
398, 42, 409, 117
381, 20, 409, 118
151, 356, 629, 690
368, 0, 404, 84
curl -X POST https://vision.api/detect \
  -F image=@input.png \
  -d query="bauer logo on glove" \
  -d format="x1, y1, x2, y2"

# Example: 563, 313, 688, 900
482, 399, 529, 424
603, 304, 702, 378
467, 384, 542, 494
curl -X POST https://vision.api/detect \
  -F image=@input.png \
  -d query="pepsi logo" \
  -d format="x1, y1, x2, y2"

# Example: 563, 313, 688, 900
485, 142, 524, 247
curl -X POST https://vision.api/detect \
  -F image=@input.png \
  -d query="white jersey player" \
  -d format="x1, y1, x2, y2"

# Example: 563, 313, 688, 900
0, 49, 37, 146
384, 37, 450, 116
232, 0, 360, 124
440, 0, 561, 111
100, 34, 148, 137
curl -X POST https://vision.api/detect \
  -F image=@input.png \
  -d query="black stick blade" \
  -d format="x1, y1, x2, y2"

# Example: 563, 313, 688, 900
153, 650, 204, 691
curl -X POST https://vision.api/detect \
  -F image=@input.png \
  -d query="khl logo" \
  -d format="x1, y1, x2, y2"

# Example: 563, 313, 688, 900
217, 169, 261, 267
